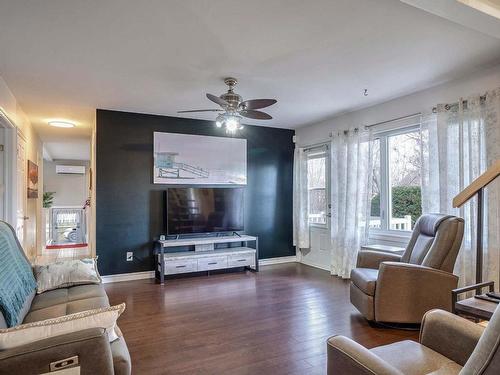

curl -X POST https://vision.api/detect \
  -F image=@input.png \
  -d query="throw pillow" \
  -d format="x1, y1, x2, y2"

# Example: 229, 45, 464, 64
34, 258, 102, 294
0, 303, 125, 350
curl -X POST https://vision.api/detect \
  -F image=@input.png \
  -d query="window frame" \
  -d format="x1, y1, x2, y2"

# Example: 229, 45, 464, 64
305, 144, 331, 229
370, 124, 421, 239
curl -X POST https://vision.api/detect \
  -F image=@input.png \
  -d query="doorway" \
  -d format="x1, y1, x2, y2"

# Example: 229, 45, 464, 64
39, 141, 91, 262
16, 135, 27, 248
299, 144, 332, 271
0, 111, 16, 227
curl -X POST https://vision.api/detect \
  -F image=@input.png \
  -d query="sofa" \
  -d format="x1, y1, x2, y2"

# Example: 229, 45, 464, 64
0, 221, 131, 375
327, 306, 500, 374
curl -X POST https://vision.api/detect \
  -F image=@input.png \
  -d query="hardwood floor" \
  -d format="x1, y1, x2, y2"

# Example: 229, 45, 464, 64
105, 263, 418, 375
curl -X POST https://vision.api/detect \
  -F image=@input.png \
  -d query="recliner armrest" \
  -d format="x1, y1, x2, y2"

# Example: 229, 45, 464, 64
356, 250, 402, 269
420, 309, 484, 366
374, 262, 459, 323
0, 328, 114, 375
327, 335, 404, 375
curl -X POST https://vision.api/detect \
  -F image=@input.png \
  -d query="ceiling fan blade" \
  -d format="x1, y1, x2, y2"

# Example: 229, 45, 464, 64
239, 110, 272, 120
239, 99, 277, 110
206, 93, 229, 107
177, 109, 223, 113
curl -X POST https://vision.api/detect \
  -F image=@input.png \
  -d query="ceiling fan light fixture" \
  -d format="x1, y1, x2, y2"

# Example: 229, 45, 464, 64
225, 116, 240, 133
215, 114, 224, 128
181, 77, 276, 133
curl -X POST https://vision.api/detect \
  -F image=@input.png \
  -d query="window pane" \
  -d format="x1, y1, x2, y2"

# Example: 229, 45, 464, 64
307, 155, 327, 225
369, 139, 381, 230
307, 156, 326, 189
388, 131, 422, 231
309, 189, 326, 224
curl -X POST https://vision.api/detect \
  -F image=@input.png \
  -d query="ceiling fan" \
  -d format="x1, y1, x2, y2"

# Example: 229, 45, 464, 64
178, 77, 277, 133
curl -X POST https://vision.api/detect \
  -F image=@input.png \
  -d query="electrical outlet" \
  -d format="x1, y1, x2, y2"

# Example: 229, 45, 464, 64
126, 252, 133, 261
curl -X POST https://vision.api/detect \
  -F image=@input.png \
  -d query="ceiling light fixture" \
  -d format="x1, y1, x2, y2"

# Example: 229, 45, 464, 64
48, 120, 75, 128
225, 116, 239, 132
213, 114, 242, 133
215, 115, 224, 128
178, 77, 276, 134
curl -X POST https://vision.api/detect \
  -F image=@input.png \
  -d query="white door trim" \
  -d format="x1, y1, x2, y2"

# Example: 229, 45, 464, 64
0, 108, 17, 226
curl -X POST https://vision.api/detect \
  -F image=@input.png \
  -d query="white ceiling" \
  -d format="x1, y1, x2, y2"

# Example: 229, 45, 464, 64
43, 141, 91, 161
1, 0, 500, 140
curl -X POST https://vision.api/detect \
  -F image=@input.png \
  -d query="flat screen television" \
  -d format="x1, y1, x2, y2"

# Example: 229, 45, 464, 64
166, 187, 244, 235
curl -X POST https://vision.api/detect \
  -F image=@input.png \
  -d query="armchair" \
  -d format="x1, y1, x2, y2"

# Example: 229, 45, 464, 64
350, 214, 464, 323
327, 306, 500, 374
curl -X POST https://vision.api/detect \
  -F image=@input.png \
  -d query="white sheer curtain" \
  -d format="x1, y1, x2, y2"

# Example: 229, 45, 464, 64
330, 128, 374, 278
421, 88, 500, 287
293, 147, 310, 250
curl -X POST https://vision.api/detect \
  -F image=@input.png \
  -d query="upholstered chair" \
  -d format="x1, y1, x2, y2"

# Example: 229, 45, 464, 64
350, 214, 464, 324
327, 306, 500, 374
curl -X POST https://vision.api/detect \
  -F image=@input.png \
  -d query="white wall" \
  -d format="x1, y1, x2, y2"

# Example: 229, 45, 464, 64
296, 63, 500, 252
0, 76, 43, 259
296, 63, 500, 146
43, 160, 89, 207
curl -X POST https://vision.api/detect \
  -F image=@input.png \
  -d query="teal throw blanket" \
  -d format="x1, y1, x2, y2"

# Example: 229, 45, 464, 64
0, 221, 36, 327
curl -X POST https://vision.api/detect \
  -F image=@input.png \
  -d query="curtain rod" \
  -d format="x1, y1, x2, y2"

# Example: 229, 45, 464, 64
364, 112, 422, 129
432, 94, 487, 113
303, 142, 329, 152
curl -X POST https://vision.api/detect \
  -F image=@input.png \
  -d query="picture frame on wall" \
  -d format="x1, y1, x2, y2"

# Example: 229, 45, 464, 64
153, 132, 247, 185
27, 160, 39, 199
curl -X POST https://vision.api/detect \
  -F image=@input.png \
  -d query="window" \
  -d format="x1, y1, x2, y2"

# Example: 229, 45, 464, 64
307, 147, 329, 226
370, 127, 422, 232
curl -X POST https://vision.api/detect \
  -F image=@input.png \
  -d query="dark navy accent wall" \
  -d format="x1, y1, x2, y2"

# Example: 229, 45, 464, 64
96, 109, 295, 275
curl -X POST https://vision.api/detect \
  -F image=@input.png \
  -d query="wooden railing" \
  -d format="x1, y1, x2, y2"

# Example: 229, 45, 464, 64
453, 159, 500, 208
452, 159, 500, 286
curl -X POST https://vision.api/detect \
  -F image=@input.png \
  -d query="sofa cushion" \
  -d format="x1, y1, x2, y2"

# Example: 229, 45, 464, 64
371, 340, 461, 375
1, 304, 125, 350
34, 258, 101, 294
29, 288, 69, 311
350, 268, 378, 296
24, 284, 109, 323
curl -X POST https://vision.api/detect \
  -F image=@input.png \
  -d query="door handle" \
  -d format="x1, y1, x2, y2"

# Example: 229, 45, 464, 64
23, 216, 29, 220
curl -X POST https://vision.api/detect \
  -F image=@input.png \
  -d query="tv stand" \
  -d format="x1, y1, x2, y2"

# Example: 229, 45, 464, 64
155, 235, 258, 284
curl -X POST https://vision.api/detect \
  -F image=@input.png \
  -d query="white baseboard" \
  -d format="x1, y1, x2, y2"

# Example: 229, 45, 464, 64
101, 256, 298, 283
299, 259, 331, 272
101, 271, 155, 284
259, 255, 297, 266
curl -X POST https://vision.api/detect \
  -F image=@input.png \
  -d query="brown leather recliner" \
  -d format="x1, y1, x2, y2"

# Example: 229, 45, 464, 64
327, 306, 500, 374
350, 214, 464, 324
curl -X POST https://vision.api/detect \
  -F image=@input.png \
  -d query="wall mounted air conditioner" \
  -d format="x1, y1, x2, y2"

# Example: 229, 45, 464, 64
56, 165, 86, 175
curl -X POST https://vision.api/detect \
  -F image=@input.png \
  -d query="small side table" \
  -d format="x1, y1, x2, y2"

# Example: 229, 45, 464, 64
452, 281, 498, 321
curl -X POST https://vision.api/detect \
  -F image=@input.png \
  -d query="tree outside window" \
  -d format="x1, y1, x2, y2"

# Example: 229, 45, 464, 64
370, 128, 422, 231
307, 151, 328, 225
